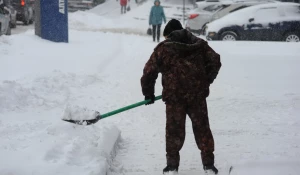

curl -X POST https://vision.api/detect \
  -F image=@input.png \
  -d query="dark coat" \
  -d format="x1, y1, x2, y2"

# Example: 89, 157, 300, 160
141, 29, 221, 104
120, 0, 128, 6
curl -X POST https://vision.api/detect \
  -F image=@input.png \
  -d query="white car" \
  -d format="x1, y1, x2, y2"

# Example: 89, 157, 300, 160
205, 2, 300, 42
185, 0, 276, 34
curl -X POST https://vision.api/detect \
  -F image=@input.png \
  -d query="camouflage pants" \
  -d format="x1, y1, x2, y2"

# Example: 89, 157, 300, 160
165, 99, 215, 167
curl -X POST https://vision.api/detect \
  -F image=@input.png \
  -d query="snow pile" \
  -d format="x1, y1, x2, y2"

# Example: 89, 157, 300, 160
0, 71, 103, 112
0, 28, 157, 175
0, 121, 120, 175
69, 11, 149, 35
62, 104, 100, 120
69, 11, 117, 29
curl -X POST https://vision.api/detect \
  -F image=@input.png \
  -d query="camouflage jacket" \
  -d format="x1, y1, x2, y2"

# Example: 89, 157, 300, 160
141, 29, 221, 104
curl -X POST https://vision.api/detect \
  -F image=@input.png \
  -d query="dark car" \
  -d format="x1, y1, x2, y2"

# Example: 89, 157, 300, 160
11, 0, 34, 25
205, 3, 300, 42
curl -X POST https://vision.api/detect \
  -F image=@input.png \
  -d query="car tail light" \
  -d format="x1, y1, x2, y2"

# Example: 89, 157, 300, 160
189, 14, 199, 19
21, 0, 25, 6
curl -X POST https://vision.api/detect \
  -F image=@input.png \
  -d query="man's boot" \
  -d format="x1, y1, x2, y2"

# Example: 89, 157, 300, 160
163, 165, 178, 174
204, 165, 218, 174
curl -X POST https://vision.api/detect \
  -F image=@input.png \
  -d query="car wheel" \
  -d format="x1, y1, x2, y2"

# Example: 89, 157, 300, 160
221, 31, 238, 41
29, 19, 34, 24
284, 33, 300, 42
6, 25, 11, 36
11, 23, 17, 28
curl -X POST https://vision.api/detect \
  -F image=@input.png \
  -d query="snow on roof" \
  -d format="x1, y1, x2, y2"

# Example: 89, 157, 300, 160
206, 2, 300, 32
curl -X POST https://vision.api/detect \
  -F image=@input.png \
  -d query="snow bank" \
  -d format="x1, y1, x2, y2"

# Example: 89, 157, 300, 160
0, 122, 120, 175
69, 11, 148, 35
1, 27, 134, 175
0, 72, 103, 112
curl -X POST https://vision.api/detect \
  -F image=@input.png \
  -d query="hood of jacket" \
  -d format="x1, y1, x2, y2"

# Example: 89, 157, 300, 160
154, 0, 160, 5
162, 29, 206, 51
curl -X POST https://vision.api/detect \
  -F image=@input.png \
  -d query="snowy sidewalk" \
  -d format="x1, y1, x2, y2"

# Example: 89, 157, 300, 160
1, 29, 300, 175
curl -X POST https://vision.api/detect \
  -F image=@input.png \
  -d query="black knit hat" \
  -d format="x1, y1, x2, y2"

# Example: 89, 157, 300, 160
163, 19, 183, 37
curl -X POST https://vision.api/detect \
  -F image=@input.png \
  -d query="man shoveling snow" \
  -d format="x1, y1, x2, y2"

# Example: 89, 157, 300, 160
141, 19, 221, 175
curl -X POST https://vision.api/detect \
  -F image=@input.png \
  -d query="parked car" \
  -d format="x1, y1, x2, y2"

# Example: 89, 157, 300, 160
3, 0, 17, 28
11, 0, 34, 25
205, 2, 300, 42
186, 0, 276, 34
68, 0, 97, 12
0, 4, 11, 35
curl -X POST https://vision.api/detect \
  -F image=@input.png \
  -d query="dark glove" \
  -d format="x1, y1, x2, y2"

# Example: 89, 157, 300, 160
145, 95, 155, 105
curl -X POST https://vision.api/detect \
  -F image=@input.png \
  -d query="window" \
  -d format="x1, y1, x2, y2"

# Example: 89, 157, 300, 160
284, 5, 300, 16
229, 5, 249, 13
203, 4, 228, 12
254, 8, 281, 22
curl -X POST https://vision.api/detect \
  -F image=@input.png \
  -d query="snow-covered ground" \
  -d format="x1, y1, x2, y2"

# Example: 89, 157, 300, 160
1, 0, 300, 175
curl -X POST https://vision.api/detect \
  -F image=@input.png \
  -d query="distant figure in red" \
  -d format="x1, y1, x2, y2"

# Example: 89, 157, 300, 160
118, 0, 129, 14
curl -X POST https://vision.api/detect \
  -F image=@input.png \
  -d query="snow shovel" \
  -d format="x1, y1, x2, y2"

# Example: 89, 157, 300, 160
62, 95, 162, 125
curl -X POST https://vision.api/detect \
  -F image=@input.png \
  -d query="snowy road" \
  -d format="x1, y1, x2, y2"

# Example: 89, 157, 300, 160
11, 22, 34, 35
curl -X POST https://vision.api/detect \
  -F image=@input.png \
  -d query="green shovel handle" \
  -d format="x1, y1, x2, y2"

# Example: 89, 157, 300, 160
100, 95, 162, 119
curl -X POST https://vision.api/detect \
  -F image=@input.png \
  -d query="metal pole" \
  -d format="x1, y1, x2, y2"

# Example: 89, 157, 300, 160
183, 0, 185, 25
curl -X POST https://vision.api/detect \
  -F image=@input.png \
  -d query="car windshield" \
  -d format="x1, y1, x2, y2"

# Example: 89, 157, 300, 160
229, 5, 249, 13
203, 4, 224, 12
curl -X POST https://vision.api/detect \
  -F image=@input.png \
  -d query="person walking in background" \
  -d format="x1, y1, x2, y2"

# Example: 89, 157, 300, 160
149, 0, 166, 42
118, 0, 129, 14
141, 19, 221, 174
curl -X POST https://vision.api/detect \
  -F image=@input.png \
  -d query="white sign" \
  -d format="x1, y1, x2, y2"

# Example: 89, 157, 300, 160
59, 0, 65, 14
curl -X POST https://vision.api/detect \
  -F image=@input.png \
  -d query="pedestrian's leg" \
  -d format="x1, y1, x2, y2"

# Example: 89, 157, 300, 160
157, 24, 161, 42
121, 5, 123, 14
124, 5, 127, 13
122, 5, 125, 14
152, 25, 157, 42
187, 100, 215, 166
166, 103, 187, 167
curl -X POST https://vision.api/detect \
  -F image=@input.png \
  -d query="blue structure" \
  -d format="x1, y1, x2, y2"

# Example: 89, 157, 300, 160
35, 0, 68, 43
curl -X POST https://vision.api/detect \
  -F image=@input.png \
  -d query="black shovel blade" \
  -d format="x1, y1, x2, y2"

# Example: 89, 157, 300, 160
62, 117, 100, 125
